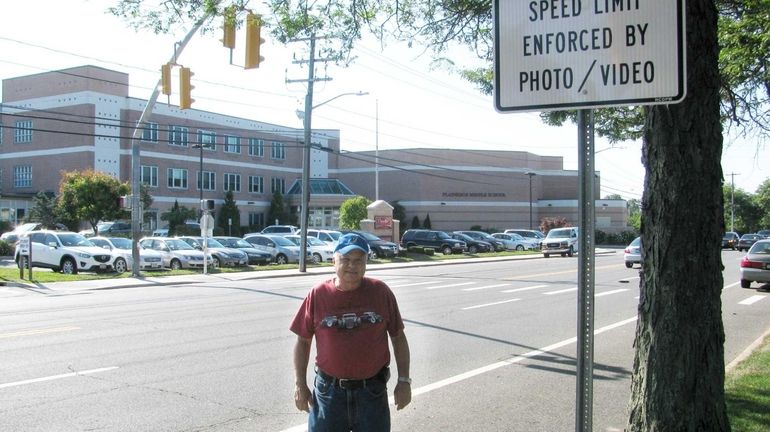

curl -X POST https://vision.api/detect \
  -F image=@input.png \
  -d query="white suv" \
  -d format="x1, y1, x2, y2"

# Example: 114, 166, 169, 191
542, 227, 579, 258
14, 230, 115, 274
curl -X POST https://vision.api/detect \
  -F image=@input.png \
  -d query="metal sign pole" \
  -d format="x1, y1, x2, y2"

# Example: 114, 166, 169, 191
576, 109, 596, 432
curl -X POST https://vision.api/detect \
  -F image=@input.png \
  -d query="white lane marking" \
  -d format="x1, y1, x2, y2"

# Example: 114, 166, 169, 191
390, 281, 446, 288
544, 287, 577, 295
462, 298, 521, 310
461, 283, 510, 292
500, 284, 548, 294
738, 295, 766, 306
0, 366, 119, 390
426, 282, 476, 290
278, 316, 639, 432
595, 289, 629, 298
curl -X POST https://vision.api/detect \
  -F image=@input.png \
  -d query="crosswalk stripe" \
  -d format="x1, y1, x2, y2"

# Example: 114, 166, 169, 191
462, 283, 510, 292
500, 284, 547, 293
426, 282, 476, 290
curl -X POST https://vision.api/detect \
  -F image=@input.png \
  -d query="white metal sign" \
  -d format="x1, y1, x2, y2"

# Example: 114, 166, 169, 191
494, 0, 686, 112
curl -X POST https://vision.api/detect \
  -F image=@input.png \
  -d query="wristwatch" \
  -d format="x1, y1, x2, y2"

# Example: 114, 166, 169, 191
397, 376, 412, 384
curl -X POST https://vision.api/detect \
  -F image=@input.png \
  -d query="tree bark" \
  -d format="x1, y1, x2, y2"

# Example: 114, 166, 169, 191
627, 0, 730, 430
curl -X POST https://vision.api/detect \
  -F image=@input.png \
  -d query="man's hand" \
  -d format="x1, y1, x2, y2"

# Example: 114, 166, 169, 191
294, 383, 313, 412
394, 381, 412, 410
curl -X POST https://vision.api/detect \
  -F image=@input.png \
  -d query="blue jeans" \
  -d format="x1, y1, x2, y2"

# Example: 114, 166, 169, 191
309, 371, 391, 432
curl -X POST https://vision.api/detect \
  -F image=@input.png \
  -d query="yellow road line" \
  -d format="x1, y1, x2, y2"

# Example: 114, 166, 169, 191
0, 325, 81, 339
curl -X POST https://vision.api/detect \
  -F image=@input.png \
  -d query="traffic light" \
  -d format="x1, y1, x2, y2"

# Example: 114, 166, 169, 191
179, 67, 194, 109
244, 13, 264, 69
161, 63, 172, 96
221, 7, 236, 49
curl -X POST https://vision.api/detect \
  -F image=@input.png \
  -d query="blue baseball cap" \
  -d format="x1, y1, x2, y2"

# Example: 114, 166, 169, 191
334, 233, 370, 255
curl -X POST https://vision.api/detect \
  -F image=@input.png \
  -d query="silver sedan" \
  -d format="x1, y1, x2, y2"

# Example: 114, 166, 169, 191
740, 239, 770, 289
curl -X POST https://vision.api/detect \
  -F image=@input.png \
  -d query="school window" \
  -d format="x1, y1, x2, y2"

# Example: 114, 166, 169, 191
141, 165, 158, 187
224, 173, 241, 192
197, 129, 216, 150
198, 171, 216, 191
168, 125, 189, 147
271, 141, 285, 160
14, 120, 33, 143
248, 175, 263, 193
224, 135, 240, 153
248, 138, 264, 157
141, 122, 159, 143
271, 177, 285, 194
13, 165, 32, 187
248, 212, 264, 227
167, 168, 188, 189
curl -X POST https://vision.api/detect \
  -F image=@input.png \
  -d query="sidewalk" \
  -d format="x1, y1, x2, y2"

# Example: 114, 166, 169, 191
8, 248, 621, 292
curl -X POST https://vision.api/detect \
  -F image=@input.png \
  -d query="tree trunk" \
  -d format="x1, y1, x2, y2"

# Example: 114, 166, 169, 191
627, 1, 730, 430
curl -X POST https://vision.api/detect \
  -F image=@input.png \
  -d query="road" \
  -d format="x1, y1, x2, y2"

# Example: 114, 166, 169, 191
1, 250, 768, 432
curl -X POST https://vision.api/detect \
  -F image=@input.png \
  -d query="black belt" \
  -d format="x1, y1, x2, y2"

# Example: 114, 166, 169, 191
316, 366, 389, 389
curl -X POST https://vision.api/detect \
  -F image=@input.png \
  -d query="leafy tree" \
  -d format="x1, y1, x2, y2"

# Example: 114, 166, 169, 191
411, 215, 420, 229
753, 179, 770, 229
267, 191, 288, 226
627, 198, 642, 233
423, 213, 432, 229
28, 191, 61, 229
57, 170, 130, 235
217, 190, 240, 236
338, 195, 370, 230
160, 200, 197, 236
107, 0, 770, 428
722, 185, 761, 234
539, 217, 568, 234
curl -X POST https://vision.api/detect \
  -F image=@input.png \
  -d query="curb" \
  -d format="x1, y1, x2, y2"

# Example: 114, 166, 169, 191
725, 327, 770, 372
5, 248, 619, 292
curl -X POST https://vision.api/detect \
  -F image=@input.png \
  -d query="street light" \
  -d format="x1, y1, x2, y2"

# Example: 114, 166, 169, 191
526, 171, 537, 230
297, 90, 369, 272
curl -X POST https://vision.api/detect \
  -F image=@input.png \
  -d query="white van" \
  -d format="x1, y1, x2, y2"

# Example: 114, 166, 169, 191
542, 227, 579, 258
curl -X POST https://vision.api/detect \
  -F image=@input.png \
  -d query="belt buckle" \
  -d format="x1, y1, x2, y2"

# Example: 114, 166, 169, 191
337, 378, 354, 389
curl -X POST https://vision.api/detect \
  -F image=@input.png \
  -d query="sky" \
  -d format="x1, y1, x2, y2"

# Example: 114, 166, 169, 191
1, 0, 768, 200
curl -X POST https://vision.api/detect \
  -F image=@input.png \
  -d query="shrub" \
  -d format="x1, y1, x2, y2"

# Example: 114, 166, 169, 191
0, 240, 13, 256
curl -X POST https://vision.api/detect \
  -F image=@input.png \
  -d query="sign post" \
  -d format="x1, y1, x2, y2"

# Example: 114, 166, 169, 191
18, 236, 31, 280
493, 2, 686, 431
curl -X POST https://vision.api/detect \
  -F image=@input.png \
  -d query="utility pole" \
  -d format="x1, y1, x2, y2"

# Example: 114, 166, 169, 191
286, 34, 333, 272
728, 172, 740, 232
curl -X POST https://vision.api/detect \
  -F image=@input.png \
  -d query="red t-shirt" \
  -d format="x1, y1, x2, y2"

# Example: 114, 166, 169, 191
290, 276, 405, 379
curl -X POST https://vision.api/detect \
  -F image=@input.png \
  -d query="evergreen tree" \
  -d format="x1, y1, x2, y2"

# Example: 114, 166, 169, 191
217, 190, 240, 236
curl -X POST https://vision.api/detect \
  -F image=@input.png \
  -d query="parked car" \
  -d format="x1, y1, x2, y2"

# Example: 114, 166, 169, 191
542, 227, 579, 258
737, 234, 763, 252
739, 239, 770, 289
3, 222, 68, 245
343, 230, 400, 259
455, 230, 506, 252
213, 236, 272, 265
243, 234, 305, 264
624, 236, 642, 268
80, 221, 132, 237
307, 229, 342, 246
89, 236, 164, 272
504, 229, 545, 242
401, 229, 466, 255
14, 230, 114, 274
757, 229, 770, 239
177, 236, 248, 267
449, 232, 492, 254
285, 234, 334, 263
138, 237, 213, 270
258, 225, 299, 236
722, 232, 740, 250
490, 232, 533, 251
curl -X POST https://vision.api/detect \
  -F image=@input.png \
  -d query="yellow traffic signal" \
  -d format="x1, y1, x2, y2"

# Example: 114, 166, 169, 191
245, 13, 264, 69
179, 67, 194, 109
161, 63, 172, 96
221, 7, 236, 49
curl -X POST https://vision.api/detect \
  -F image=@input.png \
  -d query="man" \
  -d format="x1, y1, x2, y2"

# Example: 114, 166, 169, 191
291, 233, 411, 431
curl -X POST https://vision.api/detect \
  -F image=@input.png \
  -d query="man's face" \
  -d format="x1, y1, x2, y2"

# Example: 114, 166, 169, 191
334, 249, 367, 287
